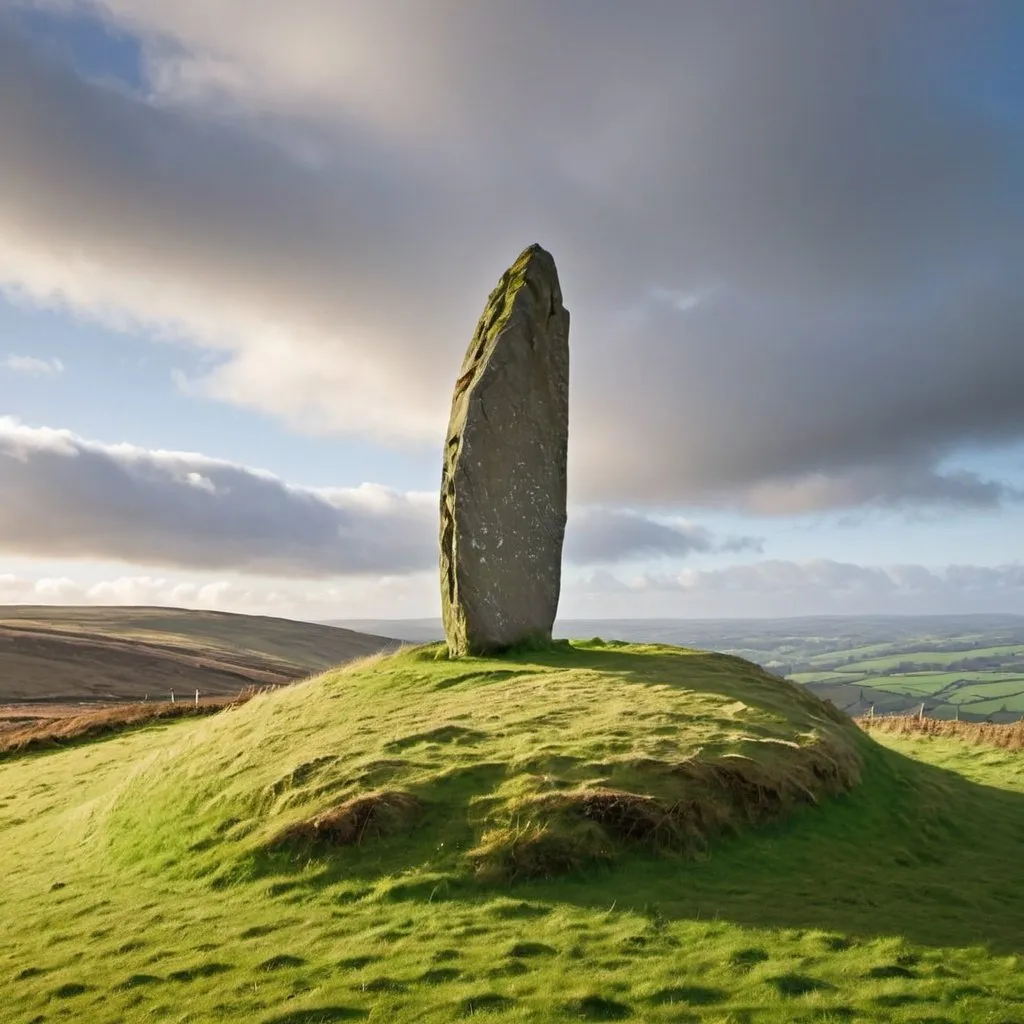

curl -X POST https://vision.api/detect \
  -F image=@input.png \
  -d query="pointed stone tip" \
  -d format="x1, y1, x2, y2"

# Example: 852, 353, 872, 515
514, 244, 559, 286
517, 242, 553, 263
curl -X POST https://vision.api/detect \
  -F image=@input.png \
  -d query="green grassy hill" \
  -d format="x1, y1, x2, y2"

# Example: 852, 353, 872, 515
2, 642, 1023, 1022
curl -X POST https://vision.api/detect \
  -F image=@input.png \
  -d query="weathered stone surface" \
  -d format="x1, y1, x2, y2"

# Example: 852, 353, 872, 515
440, 244, 570, 656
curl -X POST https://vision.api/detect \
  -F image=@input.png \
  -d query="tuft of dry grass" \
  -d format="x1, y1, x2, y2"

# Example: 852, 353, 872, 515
553, 787, 674, 842
468, 816, 615, 883
858, 714, 1024, 750
0, 691, 257, 759
269, 790, 423, 848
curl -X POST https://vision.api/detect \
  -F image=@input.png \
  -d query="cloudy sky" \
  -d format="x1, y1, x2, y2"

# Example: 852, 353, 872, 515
1, 0, 1023, 622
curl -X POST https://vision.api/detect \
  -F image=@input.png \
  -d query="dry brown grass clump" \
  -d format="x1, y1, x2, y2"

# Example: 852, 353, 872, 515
0, 692, 255, 759
555, 787, 674, 842
270, 790, 422, 849
469, 736, 861, 882
469, 817, 615, 884
859, 714, 1024, 750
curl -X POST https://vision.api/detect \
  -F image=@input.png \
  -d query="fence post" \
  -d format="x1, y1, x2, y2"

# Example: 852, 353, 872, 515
170, 689, 175, 704
918, 702, 925, 722
869, 705, 875, 723
195, 689, 199, 706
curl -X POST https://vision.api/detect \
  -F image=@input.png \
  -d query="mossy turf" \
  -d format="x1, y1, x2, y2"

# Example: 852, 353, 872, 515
2, 642, 1024, 1022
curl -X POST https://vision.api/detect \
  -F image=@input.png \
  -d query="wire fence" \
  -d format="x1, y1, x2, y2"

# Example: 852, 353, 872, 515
834, 695, 1015, 725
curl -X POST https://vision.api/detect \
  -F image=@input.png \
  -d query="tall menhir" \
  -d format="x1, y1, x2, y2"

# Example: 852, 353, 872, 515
439, 244, 570, 656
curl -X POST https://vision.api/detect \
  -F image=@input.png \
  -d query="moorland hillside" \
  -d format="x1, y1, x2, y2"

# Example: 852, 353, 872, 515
0, 606, 399, 703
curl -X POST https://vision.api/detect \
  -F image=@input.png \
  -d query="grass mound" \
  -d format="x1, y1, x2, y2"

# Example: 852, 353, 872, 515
470, 731, 859, 882
270, 790, 422, 848
92, 642, 863, 885
4, 641, 1024, 1022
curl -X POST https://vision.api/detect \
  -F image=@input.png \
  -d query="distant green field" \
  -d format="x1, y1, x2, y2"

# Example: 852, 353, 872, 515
790, 671, 867, 684
793, 669, 1024, 687
950, 693, 1024, 715
794, 634, 1003, 667
802, 642, 906, 666
853, 674, 959, 697
855, 672, 1024, 693
770, 625, 1024, 721
837, 646, 1024, 673
947, 678, 1024, 702
802, 674, 1024, 719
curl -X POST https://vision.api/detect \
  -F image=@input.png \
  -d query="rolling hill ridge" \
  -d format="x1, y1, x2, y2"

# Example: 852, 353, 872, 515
0, 606, 399, 703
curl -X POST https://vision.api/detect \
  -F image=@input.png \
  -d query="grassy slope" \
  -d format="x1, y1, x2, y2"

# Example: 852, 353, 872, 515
2, 643, 1024, 1023
0, 606, 397, 702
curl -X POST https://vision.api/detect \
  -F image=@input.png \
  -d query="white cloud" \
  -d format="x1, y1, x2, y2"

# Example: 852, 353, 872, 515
0, 417, 437, 576
4, 558, 1024, 621
2, 354, 63, 375
0, 419, 743, 575
0, 569, 439, 621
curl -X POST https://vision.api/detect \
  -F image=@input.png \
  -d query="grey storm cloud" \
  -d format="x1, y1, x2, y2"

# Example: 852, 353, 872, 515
564, 510, 761, 565
0, 420, 733, 574
2, 3, 1024, 512
569, 560, 1024, 618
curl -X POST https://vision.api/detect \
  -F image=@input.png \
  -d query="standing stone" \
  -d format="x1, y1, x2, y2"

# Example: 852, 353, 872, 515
440, 244, 570, 656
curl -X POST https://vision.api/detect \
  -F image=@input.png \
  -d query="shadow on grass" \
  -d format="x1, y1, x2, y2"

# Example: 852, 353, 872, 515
477, 742, 1024, 955
251, 742, 1024, 956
